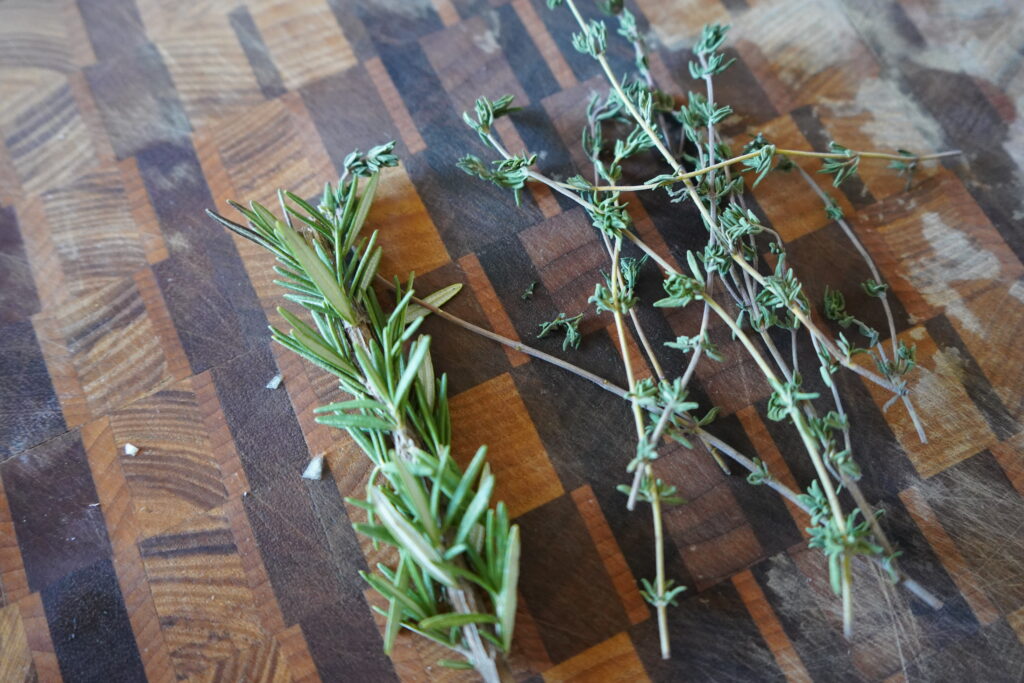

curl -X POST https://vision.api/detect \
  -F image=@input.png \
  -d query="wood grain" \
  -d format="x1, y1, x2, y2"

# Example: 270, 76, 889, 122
1, 0, 1023, 680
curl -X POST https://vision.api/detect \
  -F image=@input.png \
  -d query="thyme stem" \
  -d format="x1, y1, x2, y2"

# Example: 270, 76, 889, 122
376, 276, 621, 394
574, 148, 959, 192
629, 306, 666, 381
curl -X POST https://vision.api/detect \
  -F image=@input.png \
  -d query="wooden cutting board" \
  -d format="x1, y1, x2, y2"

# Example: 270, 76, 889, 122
1, 0, 1022, 681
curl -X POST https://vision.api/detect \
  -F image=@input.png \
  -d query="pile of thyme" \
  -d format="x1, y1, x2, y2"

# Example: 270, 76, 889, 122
454, 0, 956, 660
208, 145, 518, 682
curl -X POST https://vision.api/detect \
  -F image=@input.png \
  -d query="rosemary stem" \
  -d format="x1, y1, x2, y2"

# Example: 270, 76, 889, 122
378, 344, 501, 678
449, 586, 501, 682
347, 301, 500, 676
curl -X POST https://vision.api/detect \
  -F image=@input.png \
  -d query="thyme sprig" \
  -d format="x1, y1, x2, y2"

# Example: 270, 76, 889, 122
207, 145, 518, 682
566, 143, 958, 193
461, 0, 957, 652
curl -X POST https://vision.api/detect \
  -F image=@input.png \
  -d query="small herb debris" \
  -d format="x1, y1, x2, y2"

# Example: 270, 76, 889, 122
456, 0, 956, 658
207, 144, 519, 682
521, 280, 537, 300
537, 312, 584, 350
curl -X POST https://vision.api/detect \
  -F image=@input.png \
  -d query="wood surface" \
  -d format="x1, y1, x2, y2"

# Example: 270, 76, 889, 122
1, 0, 1023, 681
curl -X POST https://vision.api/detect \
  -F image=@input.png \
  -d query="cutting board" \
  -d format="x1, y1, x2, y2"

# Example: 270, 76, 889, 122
1, 0, 1022, 680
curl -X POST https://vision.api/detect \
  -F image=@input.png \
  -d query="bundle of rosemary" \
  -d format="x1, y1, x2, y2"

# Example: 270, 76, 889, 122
208, 144, 518, 682
455, 0, 955, 660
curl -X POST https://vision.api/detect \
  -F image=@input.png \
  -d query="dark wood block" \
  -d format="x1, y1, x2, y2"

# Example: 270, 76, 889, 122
2, 430, 109, 593
42, 557, 146, 682
0, 320, 65, 458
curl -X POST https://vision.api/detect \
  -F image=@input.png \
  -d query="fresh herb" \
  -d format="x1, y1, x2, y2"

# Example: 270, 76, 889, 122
521, 280, 537, 300
818, 141, 861, 187
206, 5, 961, 667
537, 312, 584, 350
456, 3, 957, 654
207, 145, 519, 682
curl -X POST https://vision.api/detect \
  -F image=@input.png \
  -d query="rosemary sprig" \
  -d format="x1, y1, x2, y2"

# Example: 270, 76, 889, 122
207, 144, 518, 682
460, 0, 956, 649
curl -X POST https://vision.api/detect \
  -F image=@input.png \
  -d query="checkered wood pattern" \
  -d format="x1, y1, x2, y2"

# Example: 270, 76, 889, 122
1, 0, 1023, 680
